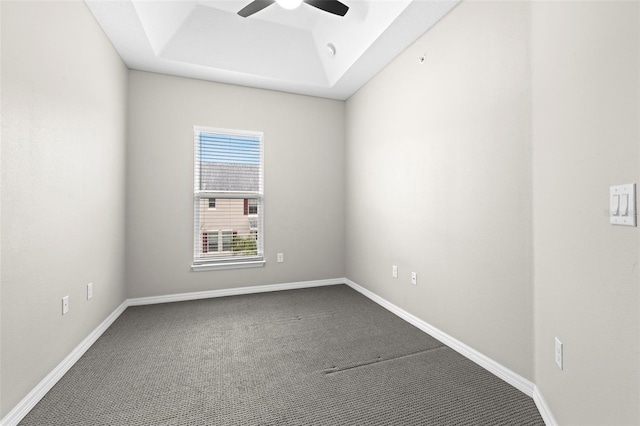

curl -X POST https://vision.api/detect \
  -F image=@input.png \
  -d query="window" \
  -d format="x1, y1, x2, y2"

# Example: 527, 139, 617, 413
205, 231, 219, 253
248, 199, 258, 215
192, 127, 264, 270
243, 198, 258, 215
221, 230, 233, 252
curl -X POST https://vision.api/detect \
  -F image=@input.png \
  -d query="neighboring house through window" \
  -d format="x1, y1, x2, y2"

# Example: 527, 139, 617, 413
243, 198, 258, 215
192, 127, 264, 270
203, 231, 219, 253
248, 198, 258, 215
221, 230, 234, 252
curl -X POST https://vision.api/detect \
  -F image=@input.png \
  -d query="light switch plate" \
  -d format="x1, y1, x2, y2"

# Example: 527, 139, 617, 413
610, 184, 636, 226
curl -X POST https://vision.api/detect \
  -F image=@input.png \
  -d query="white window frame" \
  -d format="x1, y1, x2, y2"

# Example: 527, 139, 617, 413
191, 126, 265, 271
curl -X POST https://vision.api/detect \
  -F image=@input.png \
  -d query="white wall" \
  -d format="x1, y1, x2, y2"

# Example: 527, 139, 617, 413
3, 1, 639, 425
346, 1, 640, 424
126, 71, 345, 298
531, 2, 640, 424
1, 0, 128, 418
345, 1, 534, 380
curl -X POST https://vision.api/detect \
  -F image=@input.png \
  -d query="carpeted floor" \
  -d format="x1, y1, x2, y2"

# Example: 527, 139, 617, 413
20, 285, 544, 425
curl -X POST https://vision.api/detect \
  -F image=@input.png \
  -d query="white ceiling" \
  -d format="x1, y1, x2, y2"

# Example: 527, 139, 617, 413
86, 0, 459, 100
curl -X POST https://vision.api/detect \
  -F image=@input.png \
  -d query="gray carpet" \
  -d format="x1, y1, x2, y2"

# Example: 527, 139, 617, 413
20, 285, 544, 425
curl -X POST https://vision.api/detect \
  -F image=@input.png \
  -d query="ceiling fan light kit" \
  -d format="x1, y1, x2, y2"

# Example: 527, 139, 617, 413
276, 0, 303, 10
238, 0, 349, 17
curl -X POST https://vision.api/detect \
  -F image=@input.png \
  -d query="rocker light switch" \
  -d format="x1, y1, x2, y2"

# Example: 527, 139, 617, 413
611, 195, 620, 216
620, 194, 629, 216
610, 184, 636, 226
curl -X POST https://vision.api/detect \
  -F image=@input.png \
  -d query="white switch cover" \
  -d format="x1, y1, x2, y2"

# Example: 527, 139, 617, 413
610, 184, 636, 226
392, 265, 398, 278
87, 283, 93, 300
277, 253, 284, 263
411, 272, 417, 285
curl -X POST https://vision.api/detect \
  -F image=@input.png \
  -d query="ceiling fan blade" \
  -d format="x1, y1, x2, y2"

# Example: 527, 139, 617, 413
238, 0, 275, 17
304, 0, 349, 16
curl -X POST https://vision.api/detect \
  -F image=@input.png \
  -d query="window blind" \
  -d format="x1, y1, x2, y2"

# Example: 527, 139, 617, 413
193, 126, 264, 269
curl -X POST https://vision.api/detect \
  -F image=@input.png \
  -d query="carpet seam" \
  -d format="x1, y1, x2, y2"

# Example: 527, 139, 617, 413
322, 345, 449, 375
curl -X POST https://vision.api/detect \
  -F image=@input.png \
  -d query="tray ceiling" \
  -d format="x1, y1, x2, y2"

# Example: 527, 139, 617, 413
86, 0, 459, 100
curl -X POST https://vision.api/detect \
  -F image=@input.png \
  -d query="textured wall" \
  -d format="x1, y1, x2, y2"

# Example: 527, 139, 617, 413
126, 71, 345, 298
345, 1, 534, 380
1, 1, 128, 417
531, 2, 640, 424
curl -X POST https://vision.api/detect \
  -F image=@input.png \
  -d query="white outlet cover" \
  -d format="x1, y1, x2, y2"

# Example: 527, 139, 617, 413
555, 337, 563, 370
62, 296, 69, 315
392, 265, 398, 278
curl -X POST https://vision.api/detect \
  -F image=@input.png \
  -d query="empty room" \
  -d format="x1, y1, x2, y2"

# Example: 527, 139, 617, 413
1, 0, 639, 425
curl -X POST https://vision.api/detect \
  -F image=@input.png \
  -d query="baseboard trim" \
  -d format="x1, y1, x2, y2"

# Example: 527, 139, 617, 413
1, 278, 343, 426
3, 278, 555, 426
0, 301, 128, 426
534, 386, 558, 426
344, 278, 536, 398
126, 278, 345, 306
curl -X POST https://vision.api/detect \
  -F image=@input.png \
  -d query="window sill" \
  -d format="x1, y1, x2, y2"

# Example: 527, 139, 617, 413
191, 260, 265, 272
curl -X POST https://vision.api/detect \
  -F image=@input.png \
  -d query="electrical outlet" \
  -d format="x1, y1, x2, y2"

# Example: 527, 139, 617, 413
87, 282, 93, 300
277, 253, 284, 263
392, 265, 398, 278
555, 337, 563, 370
411, 272, 417, 285
62, 296, 69, 315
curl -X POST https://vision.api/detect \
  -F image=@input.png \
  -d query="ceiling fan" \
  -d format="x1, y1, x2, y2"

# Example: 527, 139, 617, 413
238, 0, 349, 18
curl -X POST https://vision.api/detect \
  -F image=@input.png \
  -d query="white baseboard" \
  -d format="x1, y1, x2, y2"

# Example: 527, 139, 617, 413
534, 386, 558, 426
1, 278, 343, 426
344, 278, 536, 397
3, 278, 556, 426
127, 278, 344, 306
0, 301, 128, 426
